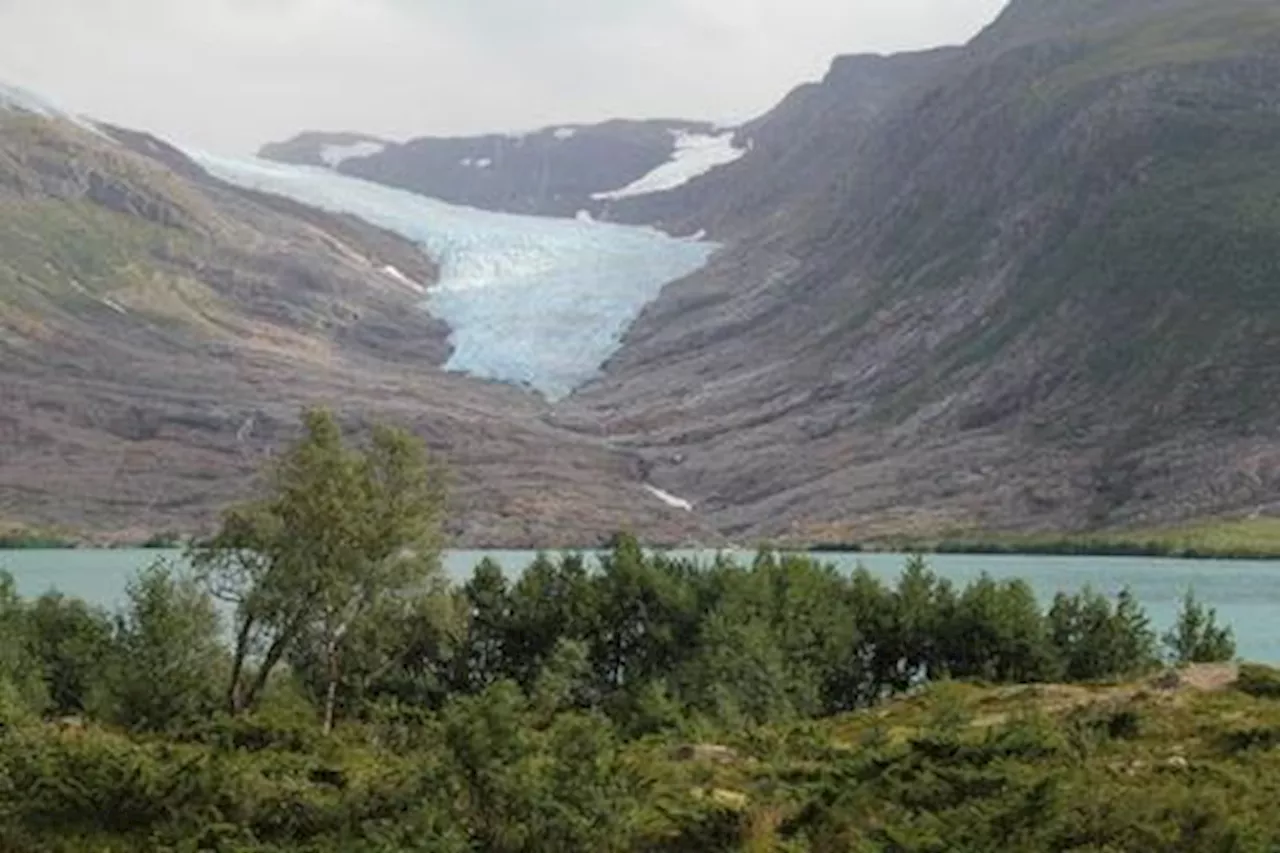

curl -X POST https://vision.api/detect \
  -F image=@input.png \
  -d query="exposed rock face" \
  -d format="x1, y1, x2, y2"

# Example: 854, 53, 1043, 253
0, 113, 720, 547
261, 120, 720, 219
556, 0, 1280, 542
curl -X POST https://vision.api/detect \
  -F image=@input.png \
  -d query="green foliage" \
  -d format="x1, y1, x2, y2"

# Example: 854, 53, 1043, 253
1049, 586, 1160, 681
0, 527, 77, 549
24, 592, 114, 717
0, 571, 49, 717
1236, 664, 1280, 699
1163, 590, 1236, 665
946, 575, 1059, 684
192, 407, 447, 729
104, 562, 224, 732
0, 540, 1265, 851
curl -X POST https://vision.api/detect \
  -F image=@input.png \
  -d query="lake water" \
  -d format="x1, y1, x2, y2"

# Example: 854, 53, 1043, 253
3, 548, 1279, 662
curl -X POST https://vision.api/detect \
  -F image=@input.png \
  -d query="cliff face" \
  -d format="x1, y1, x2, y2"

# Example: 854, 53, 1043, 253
558, 0, 1280, 541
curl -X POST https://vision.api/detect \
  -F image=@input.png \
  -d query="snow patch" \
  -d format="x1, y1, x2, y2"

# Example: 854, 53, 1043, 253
189, 151, 715, 401
459, 158, 473, 167
319, 141, 386, 168
575, 210, 594, 223
100, 297, 129, 315
553, 127, 577, 140
645, 485, 694, 512
381, 265, 426, 294
593, 131, 747, 200
474, 157, 493, 169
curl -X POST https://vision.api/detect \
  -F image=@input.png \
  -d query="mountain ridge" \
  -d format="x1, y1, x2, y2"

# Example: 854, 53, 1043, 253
556, 0, 1280, 541
260, 118, 727, 220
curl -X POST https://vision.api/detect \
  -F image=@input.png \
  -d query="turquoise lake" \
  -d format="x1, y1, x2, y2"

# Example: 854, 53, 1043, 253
3, 548, 1279, 662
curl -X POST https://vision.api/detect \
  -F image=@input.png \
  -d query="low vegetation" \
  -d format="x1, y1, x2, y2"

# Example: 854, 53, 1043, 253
0, 525, 77, 550
0, 410, 1256, 851
825, 517, 1280, 560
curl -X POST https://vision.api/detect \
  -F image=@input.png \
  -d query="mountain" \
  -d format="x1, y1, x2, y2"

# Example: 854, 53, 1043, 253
0, 102, 719, 547
9, 0, 1280, 547
558, 0, 1280, 541
260, 119, 743, 220
604, 47, 961, 237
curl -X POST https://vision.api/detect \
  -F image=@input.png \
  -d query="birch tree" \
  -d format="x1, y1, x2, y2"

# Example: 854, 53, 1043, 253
192, 408, 445, 730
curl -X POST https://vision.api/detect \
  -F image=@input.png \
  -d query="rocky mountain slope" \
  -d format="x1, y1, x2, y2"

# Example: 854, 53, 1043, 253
261, 119, 735, 219
0, 105, 718, 547
559, 0, 1280, 541
8, 0, 1280, 547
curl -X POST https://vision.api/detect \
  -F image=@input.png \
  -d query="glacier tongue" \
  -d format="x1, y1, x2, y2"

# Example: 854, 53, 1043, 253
189, 152, 714, 400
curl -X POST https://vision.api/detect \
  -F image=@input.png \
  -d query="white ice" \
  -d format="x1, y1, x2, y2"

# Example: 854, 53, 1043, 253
593, 130, 747, 200
188, 151, 715, 400
320, 141, 386, 168
381, 265, 426, 294
474, 157, 493, 169
644, 485, 694, 512
553, 127, 577, 140
101, 297, 129, 316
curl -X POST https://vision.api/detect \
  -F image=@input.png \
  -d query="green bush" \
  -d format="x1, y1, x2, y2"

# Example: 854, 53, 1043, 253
1164, 591, 1236, 664
1237, 664, 1280, 699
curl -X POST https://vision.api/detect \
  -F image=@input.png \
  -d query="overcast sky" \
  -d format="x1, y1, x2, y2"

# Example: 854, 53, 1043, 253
0, 0, 1008, 154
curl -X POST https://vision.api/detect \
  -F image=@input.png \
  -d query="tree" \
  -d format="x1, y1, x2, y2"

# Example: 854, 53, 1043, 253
0, 571, 45, 719
679, 606, 797, 727
505, 553, 598, 689
328, 583, 465, 714
192, 408, 446, 730
456, 558, 513, 693
1164, 590, 1236, 665
872, 557, 956, 694
24, 592, 114, 716
106, 563, 224, 732
944, 575, 1058, 684
588, 536, 700, 698
1048, 587, 1159, 681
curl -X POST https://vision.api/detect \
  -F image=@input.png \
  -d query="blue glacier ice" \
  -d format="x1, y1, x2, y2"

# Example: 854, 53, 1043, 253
188, 152, 715, 400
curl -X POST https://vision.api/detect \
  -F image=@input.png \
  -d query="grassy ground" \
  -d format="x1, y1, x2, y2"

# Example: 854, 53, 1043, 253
816, 517, 1280, 560
0, 523, 78, 550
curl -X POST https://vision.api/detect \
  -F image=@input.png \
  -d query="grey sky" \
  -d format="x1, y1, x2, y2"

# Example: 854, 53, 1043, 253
0, 0, 1008, 154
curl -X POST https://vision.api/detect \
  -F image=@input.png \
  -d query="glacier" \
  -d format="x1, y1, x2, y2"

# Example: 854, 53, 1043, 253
189, 151, 715, 400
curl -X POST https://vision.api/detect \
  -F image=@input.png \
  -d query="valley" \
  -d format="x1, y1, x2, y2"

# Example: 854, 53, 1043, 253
3, 0, 1280, 549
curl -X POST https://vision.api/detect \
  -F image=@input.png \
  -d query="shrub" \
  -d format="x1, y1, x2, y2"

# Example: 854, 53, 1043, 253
1163, 591, 1236, 664
1237, 664, 1280, 699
